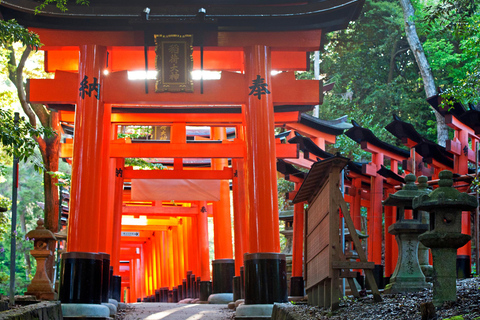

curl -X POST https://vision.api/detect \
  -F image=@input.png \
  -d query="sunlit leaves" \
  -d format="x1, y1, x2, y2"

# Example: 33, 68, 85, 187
0, 20, 41, 50
35, 0, 89, 13
0, 109, 54, 163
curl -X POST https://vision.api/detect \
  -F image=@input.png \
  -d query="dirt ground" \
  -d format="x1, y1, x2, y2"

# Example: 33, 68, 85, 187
118, 302, 234, 320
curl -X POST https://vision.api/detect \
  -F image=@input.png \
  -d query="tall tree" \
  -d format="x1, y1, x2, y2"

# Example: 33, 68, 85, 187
1, 19, 60, 279
398, 0, 448, 146
318, 0, 436, 159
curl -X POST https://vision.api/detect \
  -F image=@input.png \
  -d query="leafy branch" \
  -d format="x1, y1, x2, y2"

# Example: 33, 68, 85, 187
35, 0, 90, 14
0, 109, 54, 163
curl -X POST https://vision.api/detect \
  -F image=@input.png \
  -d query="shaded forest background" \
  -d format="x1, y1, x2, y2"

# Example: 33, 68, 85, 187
0, 0, 479, 294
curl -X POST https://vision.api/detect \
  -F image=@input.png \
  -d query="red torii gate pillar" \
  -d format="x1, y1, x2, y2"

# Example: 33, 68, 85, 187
67, 45, 107, 252
446, 114, 478, 277
241, 45, 287, 306
232, 159, 248, 277
290, 182, 305, 296
367, 153, 384, 266
198, 202, 211, 281
212, 127, 234, 261
112, 158, 124, 275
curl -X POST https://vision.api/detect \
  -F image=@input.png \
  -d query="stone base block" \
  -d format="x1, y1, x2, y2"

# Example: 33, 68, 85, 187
108, 299, 118, 308
384, 281, 431, 294
235, 299, 245, 308
61, 303, 110, 319
287, 295, 305, 302
101, 302, 117, 316
236, 303, 274, 319
208, 293, 234, 304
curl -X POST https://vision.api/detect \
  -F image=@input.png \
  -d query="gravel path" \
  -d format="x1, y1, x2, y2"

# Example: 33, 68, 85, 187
118, 302, 234, 320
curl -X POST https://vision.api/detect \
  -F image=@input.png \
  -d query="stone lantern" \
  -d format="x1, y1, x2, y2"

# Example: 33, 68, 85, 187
279, 205, 294, 293
25, 218, 57, 300
383, 174, 431, 294
413, 170, 478, 305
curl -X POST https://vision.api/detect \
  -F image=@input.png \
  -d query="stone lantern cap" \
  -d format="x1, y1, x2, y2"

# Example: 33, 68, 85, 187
279, 208, 294, 221
412, 170, 478, 212
383, 174, 430, 209
26, 218, 57, 242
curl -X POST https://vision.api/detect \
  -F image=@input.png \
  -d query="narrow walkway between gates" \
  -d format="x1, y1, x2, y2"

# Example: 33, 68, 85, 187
120, 303, 234, 320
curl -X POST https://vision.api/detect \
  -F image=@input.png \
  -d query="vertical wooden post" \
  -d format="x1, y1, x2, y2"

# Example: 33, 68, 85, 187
177, 219, 186, 282
172, 226, 181, 286
369, 153, 384, 265
68, 45, 107, 252
232, 159, 248, 276
244, 45, 280, 254
211, 127, 234, 259
130, 259, 136, 302
151, 233, 159, 291
111, 158, 124, 274
292, 183, 304, 278
351, 177, 362, 230
455, 130, 471, 263
167, 227, 175, 289
98, 103, 113, 254
198, 201, 211, 280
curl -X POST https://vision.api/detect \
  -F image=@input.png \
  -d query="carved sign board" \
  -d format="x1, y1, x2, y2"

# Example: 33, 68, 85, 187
155, 34, 194, 93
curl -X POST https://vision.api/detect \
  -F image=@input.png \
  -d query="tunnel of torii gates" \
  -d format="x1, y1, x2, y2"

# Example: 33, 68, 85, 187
21, 29, 480, 305
24, 25, 350, 302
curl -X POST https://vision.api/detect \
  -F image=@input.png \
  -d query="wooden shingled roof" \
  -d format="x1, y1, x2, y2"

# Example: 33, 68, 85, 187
293, 155, 349, 204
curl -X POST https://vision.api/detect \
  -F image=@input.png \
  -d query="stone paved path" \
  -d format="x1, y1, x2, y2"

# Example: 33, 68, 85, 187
120, 303, 234, 320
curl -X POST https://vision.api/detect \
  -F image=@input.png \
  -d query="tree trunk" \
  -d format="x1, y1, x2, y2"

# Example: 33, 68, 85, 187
19, 211, 32, 279
38, 111, 61, 283
388, 39, 399, 84
398, 0, 448, 146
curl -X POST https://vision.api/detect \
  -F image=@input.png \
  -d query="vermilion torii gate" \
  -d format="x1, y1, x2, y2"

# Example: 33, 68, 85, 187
25, 28, 326, 305
3, 0, 365, 310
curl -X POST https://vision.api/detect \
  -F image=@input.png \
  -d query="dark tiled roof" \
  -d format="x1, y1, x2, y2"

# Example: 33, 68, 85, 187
288, 132, 334, 160
377, 165, 405, 184
276, 159, 307, 180
427, 94, 467, 118
345, 120, 410, 159
385, 114, 429, 145
0, 0, 365, 33
299, 114, 353, 136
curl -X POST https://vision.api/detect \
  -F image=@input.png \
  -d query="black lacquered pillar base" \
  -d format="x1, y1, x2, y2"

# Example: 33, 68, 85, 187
172, 288, 178, 302
59, 252, 103, 304
160, 287, 169, 302
112, 275, 122, 302
244, 253, 287, 304
457, 255, 471, 279
233, 276, 242, 301
98, 253, 110, 303
240, 266, 245, 299
199, 281, 212, 301
212, 259, 235, 293
290, 276, 305, 297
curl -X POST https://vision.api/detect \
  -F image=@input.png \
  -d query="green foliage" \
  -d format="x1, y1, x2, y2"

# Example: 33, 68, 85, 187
317, 0, 437, 160
0, 195, 11, 210
0, 20, 41, 50
125, 158, 166, 170
420, 0, 480, 107
277, 178, 294, 211
48, 171, 71, 187
0, 159, 43, 294
118, 126, 153, 140
0, 109, 53, 165
35, 0, 90, 14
